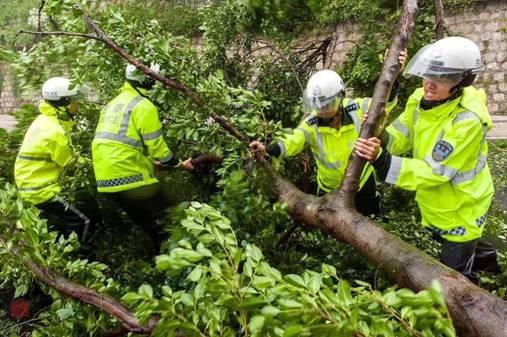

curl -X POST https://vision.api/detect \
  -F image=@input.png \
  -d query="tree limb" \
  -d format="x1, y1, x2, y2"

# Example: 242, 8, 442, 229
17, 30, 103, 42
434, 0, 448, 39
191, 153, 223, 167
18, 16, 251, 144
83, 15, 250, 144
82, 15, 204, 107
338, 0, 418, 202
0, 236, 158, 334
35, 0, 46, 43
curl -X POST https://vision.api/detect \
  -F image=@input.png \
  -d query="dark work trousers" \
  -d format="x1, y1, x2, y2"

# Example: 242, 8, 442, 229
106, 182, 173, 252
354, 174, 383, 217
37, 192, 101, 253
434, 234, 501, 284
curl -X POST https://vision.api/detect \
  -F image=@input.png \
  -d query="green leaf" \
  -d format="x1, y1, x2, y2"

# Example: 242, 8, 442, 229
139, 284, 153, 298
240, 296, 266, 308
25, 228, 39, 246
187, 266, 203, 282
321, 263, 337, 276
180, 249, 204, 263
209, 259, 222, 274
248, 244, 263, 262
283, 324, 304, 337
252, 276, 275, 290
179, 293, 194, 306
373, 320, 394, 337
249, 315, 265, 333
338, 280, 353, 306
162, 286, 173, 297
278, 298, 303, 309
198, 233, 215, 244
155, 254, 172, 271
308, 275, 322, 294
261, 305, 280, 317
56, 307, 74, 320
285, 274, 305, 288
244, 259, 253, 277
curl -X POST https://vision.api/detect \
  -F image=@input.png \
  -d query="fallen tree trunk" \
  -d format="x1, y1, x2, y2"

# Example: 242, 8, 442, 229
270, 170, 507, 337
0, 236, 158, 334
16, 1, 507, 336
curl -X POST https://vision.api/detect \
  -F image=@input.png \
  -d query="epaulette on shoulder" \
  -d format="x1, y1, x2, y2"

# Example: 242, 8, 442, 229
306, 116, 318, 126
343, 102, 359, 113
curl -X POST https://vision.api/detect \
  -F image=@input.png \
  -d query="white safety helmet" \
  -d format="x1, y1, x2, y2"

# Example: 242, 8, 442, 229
42, 77, 81, 104
125, 62, 160, 89
303, 70, 345, 115
404, 36, 481, 86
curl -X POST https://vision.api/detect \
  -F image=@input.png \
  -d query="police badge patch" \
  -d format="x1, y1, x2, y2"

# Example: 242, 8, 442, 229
432, 140, 454, 161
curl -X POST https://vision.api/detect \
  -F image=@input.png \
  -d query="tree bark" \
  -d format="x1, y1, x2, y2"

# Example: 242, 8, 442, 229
434, 0, 448, 39
0, 237, 158, 335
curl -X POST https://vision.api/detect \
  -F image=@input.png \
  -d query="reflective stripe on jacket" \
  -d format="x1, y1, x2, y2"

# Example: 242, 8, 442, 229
276, 96, 397, 192
14, 102, 75, 205
92, 82, 172, 193
385, 87, 494, 242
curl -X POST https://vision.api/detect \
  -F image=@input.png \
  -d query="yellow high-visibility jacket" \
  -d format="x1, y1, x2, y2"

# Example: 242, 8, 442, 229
276, 96, 397, 192
14, 102, 75, 205
92, 82, 172, 193
385, 87, 494, 242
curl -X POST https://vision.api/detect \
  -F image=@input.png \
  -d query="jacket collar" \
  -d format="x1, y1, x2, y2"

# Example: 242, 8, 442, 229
39, 101, 74, 129
419, 94, 461, 121
460, 86, 492, 129
121, 81, 149, 97
316, 110, 354, 130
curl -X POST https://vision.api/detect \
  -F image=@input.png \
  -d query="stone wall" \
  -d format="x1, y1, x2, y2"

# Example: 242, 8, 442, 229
323, 0, 507, 114
0, 64, 18, 114
446, 0, 507, 114
1, 0, 506, 117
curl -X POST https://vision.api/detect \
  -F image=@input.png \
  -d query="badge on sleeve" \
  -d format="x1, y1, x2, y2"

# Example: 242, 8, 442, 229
432, 140, 454, 161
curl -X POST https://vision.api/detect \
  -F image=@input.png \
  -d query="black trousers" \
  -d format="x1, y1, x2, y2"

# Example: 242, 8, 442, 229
104, 183, 173, 251
37, 193, 101, 250
434, 234, 501, 284
354, 174, 382, 217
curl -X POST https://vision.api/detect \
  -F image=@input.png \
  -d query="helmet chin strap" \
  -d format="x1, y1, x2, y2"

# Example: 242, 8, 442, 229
47, 100, 72, 121
450, 70, 476, 94
128, 79, 154, 91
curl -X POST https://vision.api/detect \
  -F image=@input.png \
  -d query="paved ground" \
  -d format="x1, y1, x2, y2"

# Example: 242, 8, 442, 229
1, 113, 507, 138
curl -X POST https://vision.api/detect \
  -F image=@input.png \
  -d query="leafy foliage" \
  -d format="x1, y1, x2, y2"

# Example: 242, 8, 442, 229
0, 0, 40, 48
129, 202, 456, 337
